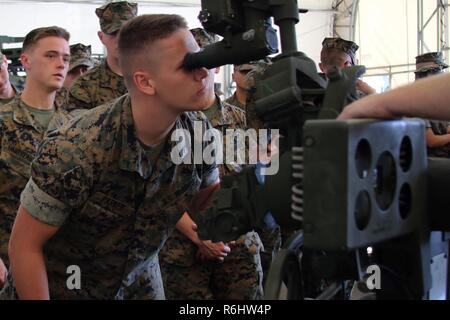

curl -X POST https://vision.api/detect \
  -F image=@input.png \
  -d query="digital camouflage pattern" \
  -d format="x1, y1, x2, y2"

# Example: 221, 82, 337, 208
160, 96, 264, 300
54, 87, 69, 109
321, 37, 359, 65
190, 28, 218, 49
3, 94, 218, 299
244, 60, 272, 130
161, 231, 263, 299
243, 61, 283, 285
66, 60, 127, 110
96, 1, 138, 34
426, 120, 450, 158
202, 97, 247, 177
0, 97, 71, 267
225, 92, 245, 110
68, 43, 94, 73
415, 52, 449, 74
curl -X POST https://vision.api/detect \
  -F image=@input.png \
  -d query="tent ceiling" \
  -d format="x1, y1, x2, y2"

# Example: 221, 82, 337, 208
0, 0, 336, 10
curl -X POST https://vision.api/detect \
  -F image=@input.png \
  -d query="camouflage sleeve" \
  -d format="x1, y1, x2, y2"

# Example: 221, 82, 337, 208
231, 105, 247, 130
200, 116, 220, 188
20, 132, 92, 226
20, 178, 70, 226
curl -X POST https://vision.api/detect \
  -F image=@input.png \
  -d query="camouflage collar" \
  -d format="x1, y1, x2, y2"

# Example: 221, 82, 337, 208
12, 97, 52, 132
119, 96, 176, 179
101, 60, 124, 88
11, 83, 19, 95
203, 95, 234, 127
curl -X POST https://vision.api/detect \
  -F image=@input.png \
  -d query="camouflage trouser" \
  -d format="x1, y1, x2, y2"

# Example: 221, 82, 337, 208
160, 230, 263, 300
115, 256, 165, 300
255, 226, 282, 286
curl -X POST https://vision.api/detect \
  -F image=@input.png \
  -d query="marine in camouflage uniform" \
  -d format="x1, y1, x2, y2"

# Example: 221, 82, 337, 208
244, 59, 284, 287
414, 52, 450, 158
159, 29, 264, 300
0, 52, 19, 107
224, 92, 244, 110
65, 1, 137, 111
1, 94, 219, 299
55, 43, 94, 109
319, 37, 375, 98
225, 62, 261, 111
0, 99, 71, 268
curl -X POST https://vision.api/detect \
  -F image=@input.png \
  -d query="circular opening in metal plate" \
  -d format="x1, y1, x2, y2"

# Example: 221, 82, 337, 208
374, 151, 397, 210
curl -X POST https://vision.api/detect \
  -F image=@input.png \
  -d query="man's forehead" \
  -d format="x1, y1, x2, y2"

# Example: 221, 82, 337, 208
156, 28, 199, 55
34, 37, 70, 52
324, 48, 351, 60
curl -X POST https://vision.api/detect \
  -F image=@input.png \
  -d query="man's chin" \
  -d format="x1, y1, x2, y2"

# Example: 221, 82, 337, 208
48, 83, 63, 92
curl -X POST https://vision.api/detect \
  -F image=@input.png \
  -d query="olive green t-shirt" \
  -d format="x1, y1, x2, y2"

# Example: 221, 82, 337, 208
23, 102, 55, 129
138, 139, 166, 170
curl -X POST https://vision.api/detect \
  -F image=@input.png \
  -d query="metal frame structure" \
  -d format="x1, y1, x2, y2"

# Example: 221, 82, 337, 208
332, 0, 360, 41
418, 0, 449, 60
351, 0, 449, 90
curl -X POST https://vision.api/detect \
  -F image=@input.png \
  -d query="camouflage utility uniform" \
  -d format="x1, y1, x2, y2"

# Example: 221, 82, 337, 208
66, 60, 127, 111
55, 43, 95, 109
2, 94, 218, 299
54, 87, 69, 109
160, 96, 264, 300
225, 93, 245, 111
415, 52, 450, 158
321, 37, 371, 99
244, 64, 283, 286
64, 1, 137, 111
0, 98, 71, 266
425, 121, 450, 157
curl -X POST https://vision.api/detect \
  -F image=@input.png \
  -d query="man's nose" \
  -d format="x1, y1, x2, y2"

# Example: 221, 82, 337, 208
193, 67, 209, 81
57, 56, 67, 69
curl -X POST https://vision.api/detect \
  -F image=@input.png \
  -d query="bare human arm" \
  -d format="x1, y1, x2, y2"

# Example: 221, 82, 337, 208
175, 179, 232, 262
8, 205, 59, 300
356, 79, 377, 95
338, 73, 450, 120
426, 128, 450, 148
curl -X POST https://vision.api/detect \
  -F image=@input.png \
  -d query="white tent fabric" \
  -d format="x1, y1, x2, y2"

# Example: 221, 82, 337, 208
0, 0, 335, 58
357, 0, 449, 90
1, 0, 446, 91
0, 0, 335, 95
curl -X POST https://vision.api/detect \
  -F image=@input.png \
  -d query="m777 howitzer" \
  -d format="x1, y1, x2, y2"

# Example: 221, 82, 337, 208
184, 0, 450, 300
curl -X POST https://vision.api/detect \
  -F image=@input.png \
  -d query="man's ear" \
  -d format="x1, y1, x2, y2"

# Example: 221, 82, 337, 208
319, 62, 325, 73
133, 70, 155, 96
20, 53, 30, 70
98, 31, 106, 46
